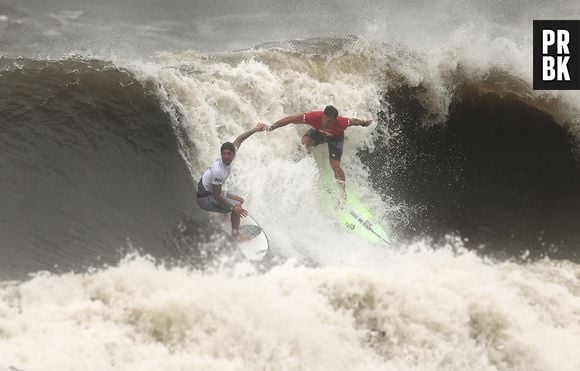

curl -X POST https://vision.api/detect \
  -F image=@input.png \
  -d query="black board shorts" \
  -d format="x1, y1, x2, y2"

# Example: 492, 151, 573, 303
304, 129, 344, 160
196, 179, 240, 213
197, 192, 240, 213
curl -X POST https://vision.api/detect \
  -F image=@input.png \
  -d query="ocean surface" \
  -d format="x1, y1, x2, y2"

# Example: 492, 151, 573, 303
1, 1, 579, 370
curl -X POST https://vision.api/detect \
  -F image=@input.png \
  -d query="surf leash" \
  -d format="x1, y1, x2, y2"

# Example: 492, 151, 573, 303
248, 214, 270, 254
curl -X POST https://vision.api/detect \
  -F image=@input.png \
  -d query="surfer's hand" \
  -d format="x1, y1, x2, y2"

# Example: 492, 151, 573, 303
232, 195, 244, 204
361, 120, 372, 127
255, 122, 268, 131
233, 205, 248, 217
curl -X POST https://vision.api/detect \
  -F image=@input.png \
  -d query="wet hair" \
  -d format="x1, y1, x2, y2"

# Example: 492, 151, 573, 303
220, 142, 236, 155
323, 105, 339, 119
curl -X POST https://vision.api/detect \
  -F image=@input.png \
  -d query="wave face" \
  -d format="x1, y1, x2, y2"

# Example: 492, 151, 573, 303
367, 84, 580, 261
4, 40, 578, 270
125, 38, 580, 262
0, 59, 231, 279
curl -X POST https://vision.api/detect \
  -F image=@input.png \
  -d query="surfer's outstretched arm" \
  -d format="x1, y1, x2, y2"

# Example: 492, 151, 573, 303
348, 118, 373, 127
266, 114, 305, 131
233, 123, 267, 150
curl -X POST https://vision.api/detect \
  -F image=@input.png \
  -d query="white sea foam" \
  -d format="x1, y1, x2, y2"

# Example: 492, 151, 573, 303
0, 247, 578, 370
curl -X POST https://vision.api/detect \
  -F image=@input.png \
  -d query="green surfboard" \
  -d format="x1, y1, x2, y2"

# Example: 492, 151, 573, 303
315, 154, 390, 245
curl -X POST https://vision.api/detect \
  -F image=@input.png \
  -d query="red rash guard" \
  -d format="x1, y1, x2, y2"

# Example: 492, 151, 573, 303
303, 111, 350, 138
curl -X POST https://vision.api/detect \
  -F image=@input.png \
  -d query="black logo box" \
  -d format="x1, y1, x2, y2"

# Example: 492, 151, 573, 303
533, 20, 580, 90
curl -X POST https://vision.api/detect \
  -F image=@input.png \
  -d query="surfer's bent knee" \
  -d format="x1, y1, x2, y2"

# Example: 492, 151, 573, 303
302, 136, 314, 147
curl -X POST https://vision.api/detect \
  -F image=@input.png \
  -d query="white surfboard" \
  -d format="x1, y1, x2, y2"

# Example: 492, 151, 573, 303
236, 215, 270, 260
221, 213, 269, 261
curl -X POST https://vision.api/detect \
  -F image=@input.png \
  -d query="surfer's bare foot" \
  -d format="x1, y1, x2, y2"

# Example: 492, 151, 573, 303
337, 180, 347, 201
233, 233, 251, 242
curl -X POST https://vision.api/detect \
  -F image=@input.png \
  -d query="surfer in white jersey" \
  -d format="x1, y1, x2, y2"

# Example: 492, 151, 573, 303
197, 123, 267, 240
